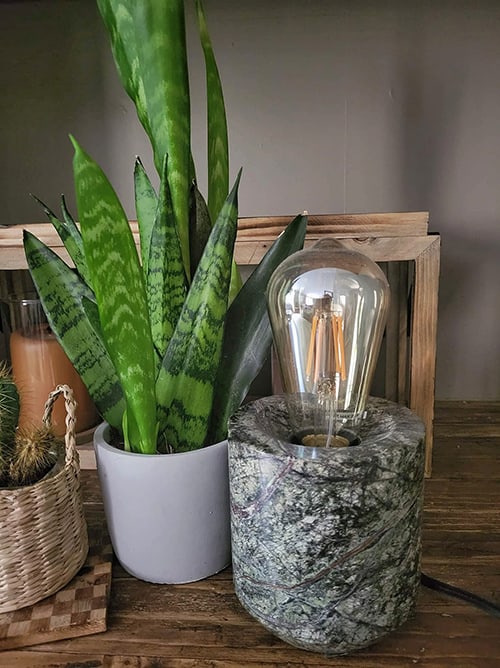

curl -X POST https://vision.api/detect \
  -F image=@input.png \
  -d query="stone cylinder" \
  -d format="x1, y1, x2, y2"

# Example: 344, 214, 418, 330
228, 396, 425, 655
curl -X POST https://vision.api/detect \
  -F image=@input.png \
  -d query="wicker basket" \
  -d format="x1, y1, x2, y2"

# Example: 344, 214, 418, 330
0, 384, 89, 613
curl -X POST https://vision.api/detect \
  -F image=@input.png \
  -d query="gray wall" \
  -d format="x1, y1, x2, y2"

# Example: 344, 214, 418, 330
1, 0, 500, 400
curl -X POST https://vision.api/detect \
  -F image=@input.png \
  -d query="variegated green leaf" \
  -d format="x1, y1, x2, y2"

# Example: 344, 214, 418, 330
60, 194, 76, 228
188, 180, 212, 278
80, 295, 106, 348
228, 258, 243, 306
71, 136, 158, 454
96, 0, 151, 138
31, 195, 91, 287
195, 0, 229, 226
189, 180, 242, 304
193, 0, 244, 302
147, 155, 187, 361
23, 231, 125, 429
156, 171, 241, 451
134, 158, 158, 275
132, 1, 191, 278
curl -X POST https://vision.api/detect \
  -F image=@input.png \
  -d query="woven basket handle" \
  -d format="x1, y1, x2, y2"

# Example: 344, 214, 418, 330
42, 384, 78, 468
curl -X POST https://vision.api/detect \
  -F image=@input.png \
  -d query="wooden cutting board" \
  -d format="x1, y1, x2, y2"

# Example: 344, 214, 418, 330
0, 507, 113, 650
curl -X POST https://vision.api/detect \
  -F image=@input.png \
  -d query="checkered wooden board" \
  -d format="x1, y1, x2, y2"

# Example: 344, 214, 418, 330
0, 508, 113, 650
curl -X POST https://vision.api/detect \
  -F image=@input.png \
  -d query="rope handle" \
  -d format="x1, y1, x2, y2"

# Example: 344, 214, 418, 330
42, 384, 78, 468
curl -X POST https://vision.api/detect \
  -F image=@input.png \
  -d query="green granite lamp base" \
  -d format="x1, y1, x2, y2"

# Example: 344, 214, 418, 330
228, 396, 425, 655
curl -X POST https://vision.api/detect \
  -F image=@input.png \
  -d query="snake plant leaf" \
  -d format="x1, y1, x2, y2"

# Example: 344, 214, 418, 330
195, 0, 228, 227
23, 231, 125, 429
98, 0, 191, 278
59, 194, 93, 287
228, 257, 243, 306
31, 195, 91, 287
194, 0, 242, 303
188, 180, 212, 278
156, 171, 241, 452
189, 181, 242, 304
147, 154, 187, 362
96, 0, 151, 139
81, 295, 104, 342
134, 158, 158, 276
134, 1, 192, 278
208, 213, 308, 443
60, 194, 76, 226
135, 3, 190, 276
71, 136, 158, 454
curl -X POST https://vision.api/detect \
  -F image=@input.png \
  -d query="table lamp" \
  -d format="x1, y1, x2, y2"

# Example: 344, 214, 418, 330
228, 240, 425, 655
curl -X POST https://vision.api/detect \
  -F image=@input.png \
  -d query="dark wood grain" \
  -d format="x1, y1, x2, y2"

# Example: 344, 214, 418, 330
1, 401, 499, 668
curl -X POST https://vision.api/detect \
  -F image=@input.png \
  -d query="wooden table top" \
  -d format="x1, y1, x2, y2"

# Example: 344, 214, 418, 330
2, 401, 499, 667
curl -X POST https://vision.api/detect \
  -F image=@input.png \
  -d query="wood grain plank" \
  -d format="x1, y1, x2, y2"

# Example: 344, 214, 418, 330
236, 211, 429, 239
0, 213, 430, 270
409, 236, 441, 476
233, 235, 438, 265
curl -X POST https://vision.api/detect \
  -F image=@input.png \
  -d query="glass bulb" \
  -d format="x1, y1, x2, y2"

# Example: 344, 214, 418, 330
267, 238, 390, 448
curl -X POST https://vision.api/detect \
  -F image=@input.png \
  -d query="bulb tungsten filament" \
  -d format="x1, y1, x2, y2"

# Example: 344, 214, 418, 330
306, 301, 347, 387
302, 298, 348, 448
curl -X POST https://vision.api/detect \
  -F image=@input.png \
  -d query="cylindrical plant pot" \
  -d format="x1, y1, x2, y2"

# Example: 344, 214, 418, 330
228, 396, 425, 655
94, 424, 231, 584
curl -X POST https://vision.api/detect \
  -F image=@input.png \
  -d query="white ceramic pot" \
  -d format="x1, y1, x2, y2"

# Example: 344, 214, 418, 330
94, 423, 231, 583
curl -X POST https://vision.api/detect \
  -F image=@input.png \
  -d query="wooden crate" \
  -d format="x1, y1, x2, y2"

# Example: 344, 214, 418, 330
0, 212, 440, 474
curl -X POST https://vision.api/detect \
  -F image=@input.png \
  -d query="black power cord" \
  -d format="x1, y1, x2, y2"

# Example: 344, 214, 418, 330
421, 572, 500, 619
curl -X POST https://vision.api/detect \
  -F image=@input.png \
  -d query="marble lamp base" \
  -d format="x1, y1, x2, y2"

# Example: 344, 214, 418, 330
228, 396, 425, 655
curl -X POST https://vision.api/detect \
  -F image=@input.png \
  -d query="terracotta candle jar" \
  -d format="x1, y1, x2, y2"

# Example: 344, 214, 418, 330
8, 297, 97, 436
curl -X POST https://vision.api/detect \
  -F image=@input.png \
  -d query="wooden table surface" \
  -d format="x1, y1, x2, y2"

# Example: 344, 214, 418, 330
2, 402, 499, 667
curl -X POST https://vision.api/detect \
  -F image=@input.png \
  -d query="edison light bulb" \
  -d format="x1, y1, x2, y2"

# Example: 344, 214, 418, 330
267, 238, 390, 449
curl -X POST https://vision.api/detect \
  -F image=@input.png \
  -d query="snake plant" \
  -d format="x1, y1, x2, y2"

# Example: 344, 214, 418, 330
24, 0, 307, 454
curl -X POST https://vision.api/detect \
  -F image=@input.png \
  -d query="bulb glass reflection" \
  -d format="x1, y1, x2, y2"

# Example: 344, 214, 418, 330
267, 239, 390, 448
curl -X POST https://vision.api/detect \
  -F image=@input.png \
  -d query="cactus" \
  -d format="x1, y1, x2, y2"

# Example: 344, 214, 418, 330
0, 441, 11, 485
9, 425, 60, 487
0, 364, 20, 485
0, 363, 20, 448
0, 364, 61, 488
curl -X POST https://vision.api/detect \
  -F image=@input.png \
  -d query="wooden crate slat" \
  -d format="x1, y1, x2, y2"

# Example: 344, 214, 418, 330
237, 211, 429, 239
0, 213, 429, 269
409, 235, 441, 476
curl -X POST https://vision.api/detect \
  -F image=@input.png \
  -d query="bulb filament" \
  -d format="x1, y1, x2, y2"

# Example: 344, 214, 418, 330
305, 301, 347, 386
